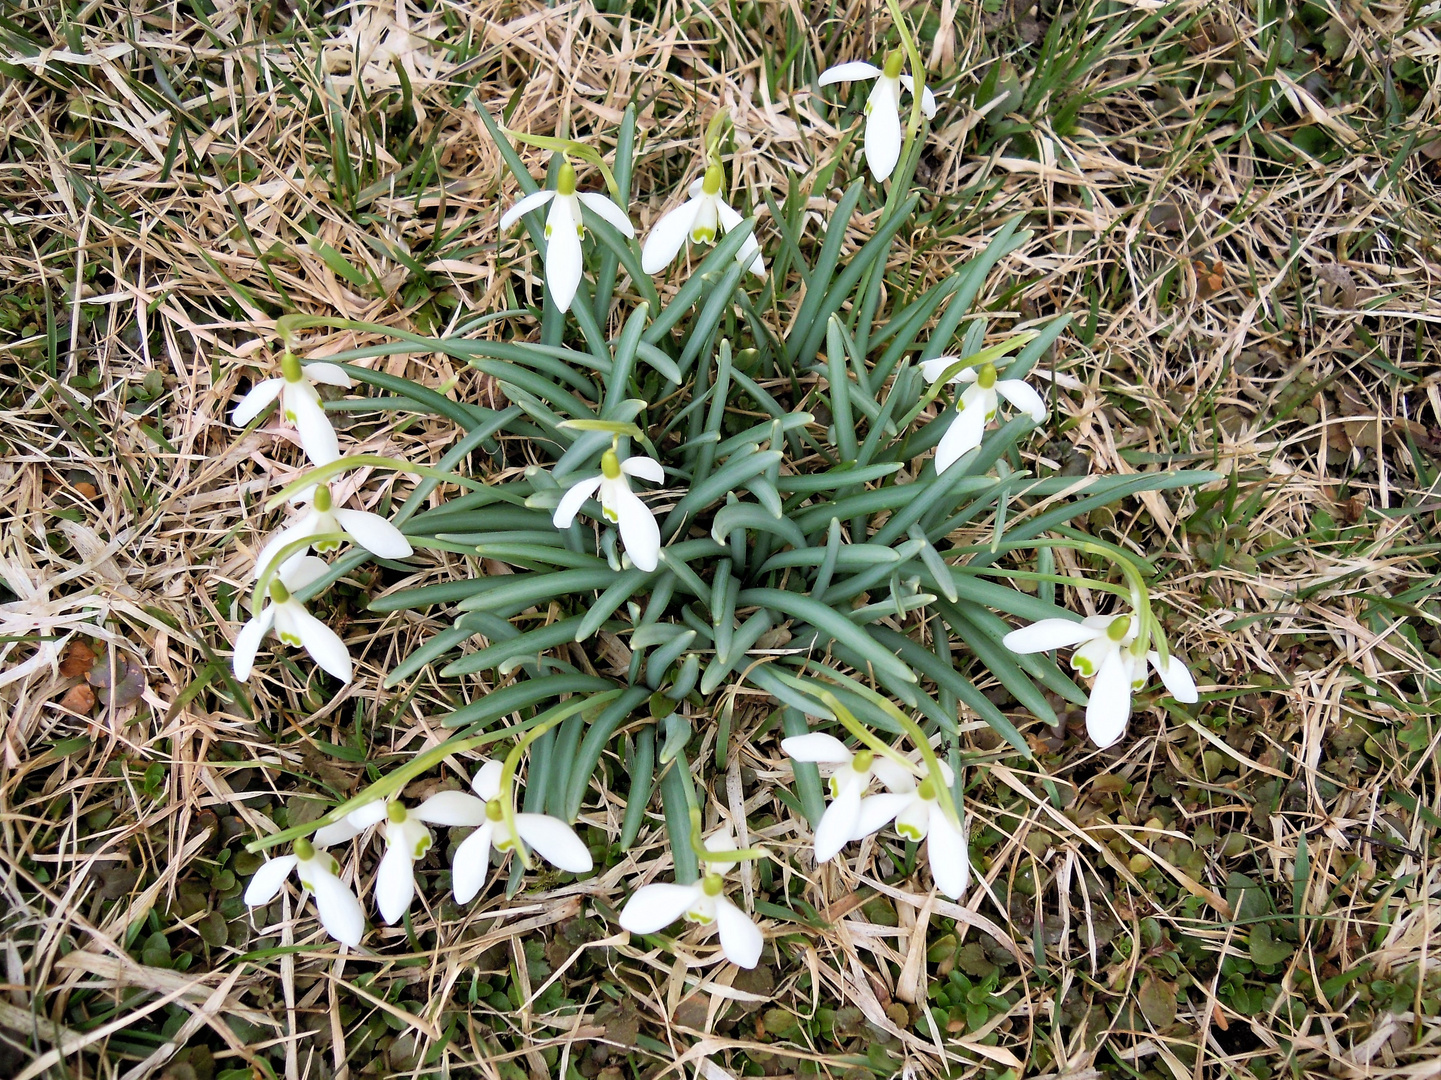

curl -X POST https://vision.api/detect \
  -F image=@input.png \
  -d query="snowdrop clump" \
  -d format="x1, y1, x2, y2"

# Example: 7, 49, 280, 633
223, 11, 1212, 970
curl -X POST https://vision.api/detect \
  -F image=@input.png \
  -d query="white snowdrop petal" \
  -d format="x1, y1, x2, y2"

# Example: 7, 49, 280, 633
814, 779, 863, 863
333, 508, 414, 559
232, 608, 276, 682
287, 605, 353, 683
515, 813, 593, 873
641, 199, 702, 274
934, 398, 986, 474
851, 793, 911, 841
345, 800, 390, 830
301, 362, 354, 388
553, 475, 602, 529
243, 855, 298, 906
1150, 650, 1199, 703
254, 517, 320, 581
544, 196, 584, 313
288, 387, 341, 466
451, 824, 495, 905
471, 760, 505, 801
1086, 649, 1134, 749
715, 199, 765, 276
926, 807, 971, 899
610, 483, 661, 572
577, 191, 635, 238
1002, 619, 1099, 654
899, 75, 939, 119
232, 379, 284, 426
499, 188, 556, 230
996, 378, 1047, 423
413, 790, 488, 827
312, 818, 362, 847
714, 897, 764, 969
373, 841, 415, 924
780, 733, 852, 763
310, 870, 366, 947
280, 555, 331, 592
619, 883, 703, 934
819, 61, 883, 85
864, 78, 903, 181
619, 456, 665, 483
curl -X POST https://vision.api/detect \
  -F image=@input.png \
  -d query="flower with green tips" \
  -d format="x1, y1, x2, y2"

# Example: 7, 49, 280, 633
642, 162, 764, 277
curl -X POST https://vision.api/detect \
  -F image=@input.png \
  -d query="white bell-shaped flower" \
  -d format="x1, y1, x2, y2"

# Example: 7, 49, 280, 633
254, 482, 414, 579
642, 162, 764, 277
233, 556, 351, 683
450, 759, 594, 904
500, 159, 634, 314
232, 352, 352, 466
552, 448, 665, 572
243, 835, 366, 947
1003, 614, 1199, 748
851, 761, 970, 899
780, 733, 913, 863
818, 50, 937, 182
919, 358, 1047, 474
618, 833, 764, 969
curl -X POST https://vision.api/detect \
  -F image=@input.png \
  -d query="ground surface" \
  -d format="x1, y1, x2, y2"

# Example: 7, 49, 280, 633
2, 1, 1441, 1078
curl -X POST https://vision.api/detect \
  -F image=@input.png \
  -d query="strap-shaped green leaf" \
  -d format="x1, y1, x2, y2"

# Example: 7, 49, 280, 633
440, 617, 586, 677
441, 673, 615, 727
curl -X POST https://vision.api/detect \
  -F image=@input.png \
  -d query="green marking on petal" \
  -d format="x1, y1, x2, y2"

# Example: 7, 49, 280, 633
279, 631, 302, 647
897, 823, 924, 841
1073, 657, 1095, 677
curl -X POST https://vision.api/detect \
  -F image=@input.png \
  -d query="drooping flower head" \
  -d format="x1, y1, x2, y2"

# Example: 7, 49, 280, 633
233, 555, 351, 683
499, 159, 634, 314
254, 482, 414, 579
618, 833, 764, 969
243, 835, 365, 947
1004, 612, 1198, 748
642, 161, 765, 278
920, 357, 1046, 474
818, 50, 937, 182
780, 733, 912, 863
851, 761, 970, 899
450, 759, 594, 904
232, 352, 352, 466
552, 446, 665, 571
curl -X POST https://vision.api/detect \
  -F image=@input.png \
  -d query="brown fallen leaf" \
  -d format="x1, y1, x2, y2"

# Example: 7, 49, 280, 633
59, 683, 96, 714
59, 638, 96, 677
1195, 259, 1225, 299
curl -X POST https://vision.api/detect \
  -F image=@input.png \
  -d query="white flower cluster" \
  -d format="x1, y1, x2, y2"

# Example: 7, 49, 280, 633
229, 33, 1207, 965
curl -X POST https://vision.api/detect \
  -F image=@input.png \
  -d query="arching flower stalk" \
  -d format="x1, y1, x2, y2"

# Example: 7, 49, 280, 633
232, 351, 352, 465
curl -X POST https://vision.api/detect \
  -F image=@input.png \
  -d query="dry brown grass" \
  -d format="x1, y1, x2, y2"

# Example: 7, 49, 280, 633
2, 0, 1440, 1077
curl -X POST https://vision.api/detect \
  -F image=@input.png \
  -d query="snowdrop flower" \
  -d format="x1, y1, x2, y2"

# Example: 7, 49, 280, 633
920, 358, 1047, 474
451, 759, 594, 904
618, 834, 763, 968
1003, 614, 1199, 748
852, 762, 970, 899
233, 556, 351, 683
499, 159, 634, 313
818, 50, 937, 182
780, 733, 912, 863
233, 352, 352, 466
641, 162, 764, 277
254, 482, 413, 579
243, 835, 366, 947
552, 447, 665, 572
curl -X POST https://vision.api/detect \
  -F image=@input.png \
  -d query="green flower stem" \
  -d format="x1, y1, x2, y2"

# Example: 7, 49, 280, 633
244, 690, 623, 854
500, 130, 622, 203
770, 670, 918, 780
251, 532, 349, 610
688, 805, 765, 866
262, 454, 490, 511
955, 565, 1135, 601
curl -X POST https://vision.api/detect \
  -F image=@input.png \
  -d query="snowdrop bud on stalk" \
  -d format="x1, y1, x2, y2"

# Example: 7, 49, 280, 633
1004, 612, 1198, 748
642, 162, 765, 277
254, 482, 413, 579
920, 358, 1047, 474
818, 49, 936, 182
619, 834, 764, 969
233, 555, 351, 683
499, 159, 634, 314
450, 759, 594, 904
243, 835, 366, 947
232, 351, 353, 465
552, 446, 665, 572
